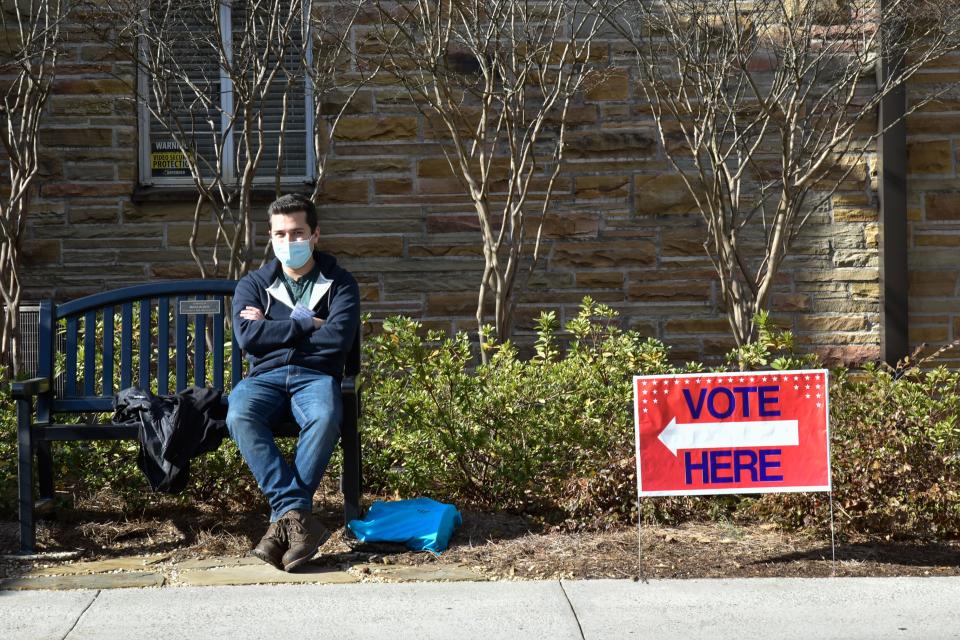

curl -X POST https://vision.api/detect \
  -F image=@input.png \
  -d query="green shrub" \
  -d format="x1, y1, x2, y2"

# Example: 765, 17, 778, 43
749, 360, 960, 538
361, 297, 713, 526
4, 298, 960, 540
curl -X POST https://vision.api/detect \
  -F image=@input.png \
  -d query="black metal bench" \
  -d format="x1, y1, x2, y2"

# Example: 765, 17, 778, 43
11, 280, 362, 553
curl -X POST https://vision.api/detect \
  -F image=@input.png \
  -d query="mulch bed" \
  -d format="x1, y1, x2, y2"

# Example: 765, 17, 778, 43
2, 491, 959, 582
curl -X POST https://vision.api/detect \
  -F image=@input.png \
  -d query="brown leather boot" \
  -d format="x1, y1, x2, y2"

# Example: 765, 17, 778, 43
280, 509, 331, 572
251, 519, 287, 570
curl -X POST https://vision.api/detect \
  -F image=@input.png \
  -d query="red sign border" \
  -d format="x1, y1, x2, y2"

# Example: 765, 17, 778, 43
633, 369, 832, 497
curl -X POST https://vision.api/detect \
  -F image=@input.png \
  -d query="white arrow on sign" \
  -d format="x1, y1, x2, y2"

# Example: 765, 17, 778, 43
657, 417, 799, 456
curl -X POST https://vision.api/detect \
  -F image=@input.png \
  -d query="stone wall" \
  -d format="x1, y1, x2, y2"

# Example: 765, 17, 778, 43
20, 19, 960, 366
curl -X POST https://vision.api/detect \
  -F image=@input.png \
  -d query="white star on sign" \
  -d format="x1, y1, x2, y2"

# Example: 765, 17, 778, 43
643, 408, 648, 413
653, 398, 658, 404
794, 385, 799, 390
805, 394, 811, 399
816, 403, 822, 408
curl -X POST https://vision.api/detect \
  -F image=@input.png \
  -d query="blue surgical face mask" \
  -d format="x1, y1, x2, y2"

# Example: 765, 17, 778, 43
272, 238, 313, 269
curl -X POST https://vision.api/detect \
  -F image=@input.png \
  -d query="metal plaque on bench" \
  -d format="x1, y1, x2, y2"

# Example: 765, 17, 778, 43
178, 300, 221, 315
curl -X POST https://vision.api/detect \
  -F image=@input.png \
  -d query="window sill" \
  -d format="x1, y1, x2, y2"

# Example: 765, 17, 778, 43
132, 183, 316, 205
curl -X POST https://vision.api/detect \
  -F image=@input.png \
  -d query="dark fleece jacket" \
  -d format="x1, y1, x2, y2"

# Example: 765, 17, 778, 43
232, 250, 360, 379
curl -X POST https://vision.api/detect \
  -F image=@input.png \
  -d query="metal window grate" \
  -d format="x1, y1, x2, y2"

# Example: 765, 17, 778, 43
19, 303, 40, 377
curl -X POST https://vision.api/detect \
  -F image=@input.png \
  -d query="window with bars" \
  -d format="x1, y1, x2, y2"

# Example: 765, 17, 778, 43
137, 0, 315, 186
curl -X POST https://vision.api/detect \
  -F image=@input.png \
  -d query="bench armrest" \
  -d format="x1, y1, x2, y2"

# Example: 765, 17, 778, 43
341, 375, 361, 396
11, 377, 51, 400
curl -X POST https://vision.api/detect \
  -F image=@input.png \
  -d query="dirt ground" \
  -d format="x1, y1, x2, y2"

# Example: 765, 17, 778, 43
4, 490, 960, 583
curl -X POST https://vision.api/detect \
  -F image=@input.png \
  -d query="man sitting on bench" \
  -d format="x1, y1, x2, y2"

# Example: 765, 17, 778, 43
229, 193, 360, 572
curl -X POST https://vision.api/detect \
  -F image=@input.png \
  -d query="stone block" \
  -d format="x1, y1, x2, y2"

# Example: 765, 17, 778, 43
813, 345, 880, 366
41, 182, 131, 198
915, 233, 960, 246
628, 281, 711, 302
910, 326, 950, 343
908, 139, 953, 174
150, 263, 205, 278
327, 157, 412, 174
67, 205, 119, 223
552, 240, 656, 268
40, 127, 112, 147
426, 293, 476, 315
575, 271, 624, 288
926, 191, 960, 220
317, 235, 404, 257
64, 164, 114, 180
165, 225, 224, 246
574, 175, 630, 199
661, 229, 705, 256
634, 174, 699, 215
566, 130, 656, 158
585, 68, 629, 101
795, 268, 879, 283
796, 315, 868, 332
335, 117, 418, 141
833, 251, 877, 268
375, 179, 413, 196
317, 179, 369, 204
864, 223, 879, 248
49, 96, 114, 116
545, 105, 598, 125
408, 243, 483, 257
834, 207, 877, 222
53, 78, 131, 95
664, 317, 731, 334
359, 284, 380, 301
21, 240, 61, 266
771, 293, 811, 311
850, 283, 881, 301
703, 336, 738, 357
909, 270, 958, 296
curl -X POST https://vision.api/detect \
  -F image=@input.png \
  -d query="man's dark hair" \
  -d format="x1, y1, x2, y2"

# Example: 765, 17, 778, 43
268, 193, 317, 232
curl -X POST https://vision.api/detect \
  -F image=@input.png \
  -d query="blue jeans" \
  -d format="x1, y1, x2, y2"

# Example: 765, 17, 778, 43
226, 366, 342, 521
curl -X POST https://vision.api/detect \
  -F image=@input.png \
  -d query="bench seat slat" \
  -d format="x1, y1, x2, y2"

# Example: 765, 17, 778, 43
53, 398, 115, 412
36, 424, 139, 441
35, 422, 302, 442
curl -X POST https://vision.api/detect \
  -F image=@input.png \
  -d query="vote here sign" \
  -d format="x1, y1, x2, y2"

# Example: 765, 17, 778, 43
634, 370, 831, 496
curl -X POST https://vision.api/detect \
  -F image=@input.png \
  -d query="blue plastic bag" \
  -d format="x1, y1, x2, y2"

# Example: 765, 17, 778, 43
347, 498, 462, 553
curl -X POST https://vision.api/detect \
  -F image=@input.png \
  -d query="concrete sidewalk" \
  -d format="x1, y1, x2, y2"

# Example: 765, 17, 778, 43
3, 577, 960, 640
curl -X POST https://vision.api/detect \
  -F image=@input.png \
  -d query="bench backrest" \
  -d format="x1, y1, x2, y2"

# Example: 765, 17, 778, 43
34, 279, 360, 423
